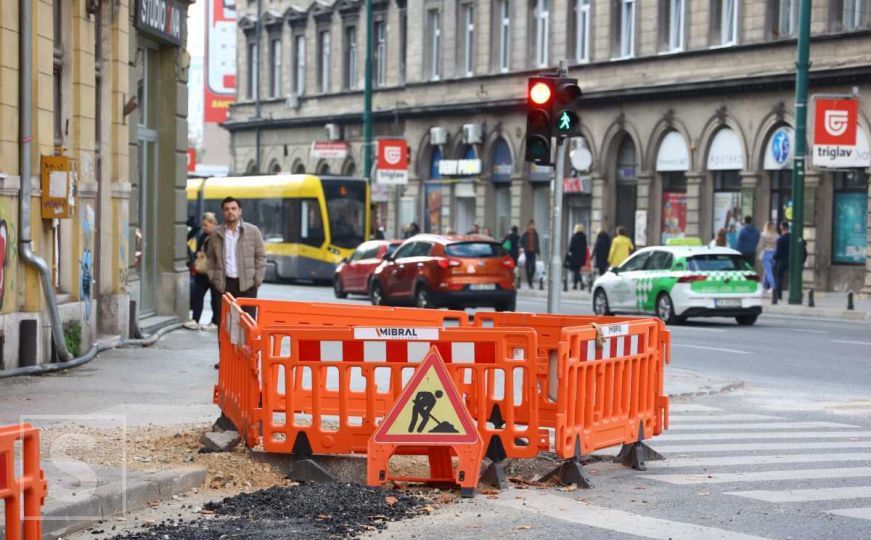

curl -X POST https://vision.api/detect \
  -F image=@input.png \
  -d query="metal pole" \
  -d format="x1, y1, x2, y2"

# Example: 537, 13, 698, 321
547, 140, 567, 314
363, 0, 373, 181
788, 0, 812, 305
254, 0, 262, 173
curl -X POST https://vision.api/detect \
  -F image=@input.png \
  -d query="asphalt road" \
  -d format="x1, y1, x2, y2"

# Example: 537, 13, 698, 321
254, 282, 871, 401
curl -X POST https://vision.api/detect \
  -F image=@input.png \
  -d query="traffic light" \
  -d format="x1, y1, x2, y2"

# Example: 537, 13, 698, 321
553, 78, 581, 137
525, 77, 555, 165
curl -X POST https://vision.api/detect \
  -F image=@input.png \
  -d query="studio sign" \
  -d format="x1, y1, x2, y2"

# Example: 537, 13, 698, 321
136, 0, 184, 46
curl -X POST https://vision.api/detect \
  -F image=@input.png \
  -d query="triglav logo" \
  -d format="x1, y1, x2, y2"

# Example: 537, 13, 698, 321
384, 146, 402, 165
824, 110, 850, 137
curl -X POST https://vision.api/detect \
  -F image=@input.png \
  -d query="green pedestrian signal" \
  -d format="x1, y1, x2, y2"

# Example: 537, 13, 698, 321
560, 112, 571, 130
553, 79, 581, 137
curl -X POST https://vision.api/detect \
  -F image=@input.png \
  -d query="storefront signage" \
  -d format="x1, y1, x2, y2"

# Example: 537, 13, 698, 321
812, 98, 869, 168
187, 148, 196, 172
661, 192, 687, 244
563, 176, 592, 194
656, 131, 690, 172
310, 141, 349, 160
376, 139, 408, 185
438, 159, 481, 177
764, 127, 793, 170
204, 0, 237, 123
707, 128, 745, 170
528, 163, 552, 182
135, 0, 185, 46
833, 192, 868, 264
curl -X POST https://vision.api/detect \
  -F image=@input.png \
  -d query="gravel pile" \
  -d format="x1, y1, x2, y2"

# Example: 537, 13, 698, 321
109, 482, 425, 539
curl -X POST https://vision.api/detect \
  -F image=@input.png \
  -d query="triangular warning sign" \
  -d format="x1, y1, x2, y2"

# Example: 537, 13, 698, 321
373, 346, 479, 445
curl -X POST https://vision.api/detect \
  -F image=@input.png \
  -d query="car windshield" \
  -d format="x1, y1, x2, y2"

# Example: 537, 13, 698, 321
386, 243, 400, 257
445, 242, 504, 258
687, 254, 751, 271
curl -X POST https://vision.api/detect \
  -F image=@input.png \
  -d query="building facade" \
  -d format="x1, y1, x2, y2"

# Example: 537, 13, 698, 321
226, 0, 871, 296
0, 0, 191, 371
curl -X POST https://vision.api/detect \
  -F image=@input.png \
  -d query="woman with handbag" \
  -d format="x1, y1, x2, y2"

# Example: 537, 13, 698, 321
565, 224, 588, 290
185, 212, 219, 330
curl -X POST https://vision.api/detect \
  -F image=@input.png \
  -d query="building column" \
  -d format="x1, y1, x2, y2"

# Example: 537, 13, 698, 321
591, 174, 605, 234
685, 173, 704, 237
636, 171, 653, 247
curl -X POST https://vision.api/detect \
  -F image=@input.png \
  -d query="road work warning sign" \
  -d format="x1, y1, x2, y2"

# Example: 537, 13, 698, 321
372, 347, 477, 445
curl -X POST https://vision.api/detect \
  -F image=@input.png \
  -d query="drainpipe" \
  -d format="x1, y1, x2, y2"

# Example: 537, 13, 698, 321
19, 0, 73, 362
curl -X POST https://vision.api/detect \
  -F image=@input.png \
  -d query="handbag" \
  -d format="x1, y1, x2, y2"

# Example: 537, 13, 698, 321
194, 251, 209, 274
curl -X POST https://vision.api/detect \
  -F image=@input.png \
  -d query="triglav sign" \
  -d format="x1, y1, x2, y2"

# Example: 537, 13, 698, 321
135, 0, 185, 46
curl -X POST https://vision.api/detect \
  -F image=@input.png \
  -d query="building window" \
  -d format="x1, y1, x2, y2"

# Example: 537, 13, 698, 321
773, 0, 799, 38
496, 0, 510, 71
666, 0, 685, 51
399, 9, 408, 83
712, 171, 742, 243
717, 0, 740, 44
426, 8, 441, 80
843, 0, 869, 30
246, 41, 259, 99
534, 0, 550, 67
617, 0, 636, 58
318, 30, 331, 93
573, 0, 591, 62
294, 34, 306, 95
459, 3, 475, 76
269, 37, 281, 98
374, 21, 386, 86
344, 26, 358, 90
832, 170, 868, 264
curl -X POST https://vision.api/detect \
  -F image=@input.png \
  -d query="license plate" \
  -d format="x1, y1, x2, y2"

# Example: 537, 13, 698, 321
715, 298, 742, 308
469, 284, 496, 291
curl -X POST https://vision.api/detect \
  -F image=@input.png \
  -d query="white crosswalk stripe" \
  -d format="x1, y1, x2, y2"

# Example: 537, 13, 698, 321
646, 452, 871, 468
670, 421, 857, 430
826, 507, 871, 520
644, 466, 871, 485
648, 441, 871, 453
669, 404, 723, 412
655, 430, 871, 441
670, 414, 783, 422
726, 486, 871, 503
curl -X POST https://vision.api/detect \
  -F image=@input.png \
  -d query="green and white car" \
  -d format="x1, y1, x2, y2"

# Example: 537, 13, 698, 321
592, 246, 763, 325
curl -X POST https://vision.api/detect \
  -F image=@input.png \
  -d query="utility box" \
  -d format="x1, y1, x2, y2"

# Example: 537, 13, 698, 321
40, 156, 76, 219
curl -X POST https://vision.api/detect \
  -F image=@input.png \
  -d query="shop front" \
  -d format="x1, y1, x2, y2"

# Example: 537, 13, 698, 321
615, 136, 638, 238
764, 126, 795, 226
424, 147, 443, 233
528, 163, 552, 259
489, 138, 513, 238
707, 127, 745, 246
656, 131, 690, 244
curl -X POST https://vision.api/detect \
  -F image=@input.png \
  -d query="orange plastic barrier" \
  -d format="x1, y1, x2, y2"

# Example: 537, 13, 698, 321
0, 424, 47, 540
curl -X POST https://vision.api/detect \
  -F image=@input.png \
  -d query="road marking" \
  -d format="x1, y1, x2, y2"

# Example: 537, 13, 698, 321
726, 486, 871, 503
832, 340, 871, 346
644, 466, 871, 485
789, 328, 828, 334
670, 326, 725, 333
671, 414, 783, 422
669, 404, 723, 412
654, 431, 871, 442
825, 507, 871, 520
649, 441, 871, 453
672, 344, 750, 355
647, 452, 871, 468
488, 491, 769, 540
671, 421, 858, 431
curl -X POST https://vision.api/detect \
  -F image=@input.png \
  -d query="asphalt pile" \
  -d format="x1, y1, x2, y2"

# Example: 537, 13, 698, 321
109, 482, 425, 539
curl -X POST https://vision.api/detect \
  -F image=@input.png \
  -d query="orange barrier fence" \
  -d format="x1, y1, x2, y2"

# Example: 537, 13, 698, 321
214, 295, 670, 492
0, 424, 47, 540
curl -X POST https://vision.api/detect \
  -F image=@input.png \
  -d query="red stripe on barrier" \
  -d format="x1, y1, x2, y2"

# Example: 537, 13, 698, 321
434, 342, 452, 363
299, 340, 320, 362
474, 342, 496, 364
0, 449, 7, 490
343, 340, 364, 362
386, 341, 406, 363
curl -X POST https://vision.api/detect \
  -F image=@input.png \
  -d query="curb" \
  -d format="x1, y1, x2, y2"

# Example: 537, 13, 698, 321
762, 304, 871, 322
42, 467, 207, 540
665, 367, 745, 399
668, 380, 745, 399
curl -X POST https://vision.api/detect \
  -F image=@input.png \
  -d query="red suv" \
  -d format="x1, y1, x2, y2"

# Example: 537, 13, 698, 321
334, 240, 402, 298
369, 235, 517, 311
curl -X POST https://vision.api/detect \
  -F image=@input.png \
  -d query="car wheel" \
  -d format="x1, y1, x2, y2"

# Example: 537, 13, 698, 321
333, 277, 348, 299
736, 314, 758, 326
370, 281, 386, 306
593, 288, 612, 316
495, 297, 516, 312
656, 293, 680, 325
415, 285, 433, 309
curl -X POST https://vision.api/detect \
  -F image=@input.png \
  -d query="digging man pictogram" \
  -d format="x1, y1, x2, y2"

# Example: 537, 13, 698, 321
408, 390, 458, 433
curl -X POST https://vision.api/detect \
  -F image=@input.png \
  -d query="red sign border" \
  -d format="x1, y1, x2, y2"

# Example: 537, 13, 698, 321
813, 97, 859, 146
371, 347, 479, 445
376, 138, 409, 171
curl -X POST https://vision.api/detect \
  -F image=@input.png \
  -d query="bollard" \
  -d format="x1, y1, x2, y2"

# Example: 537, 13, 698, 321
847, 290, 855, 311
563, 272, 568, 292
807, 288, 814, 308
516, 272, 521, 289
539, 276, 544, 290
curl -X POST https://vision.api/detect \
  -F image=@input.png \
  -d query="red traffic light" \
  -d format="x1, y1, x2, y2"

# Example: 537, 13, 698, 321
529, 82, 552, 105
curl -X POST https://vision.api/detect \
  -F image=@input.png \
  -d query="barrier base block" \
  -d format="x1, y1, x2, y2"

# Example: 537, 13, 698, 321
541, 458, 593, 488
617, 424, 665, 471
288, 458, 337, 483
480, 459, 509, 489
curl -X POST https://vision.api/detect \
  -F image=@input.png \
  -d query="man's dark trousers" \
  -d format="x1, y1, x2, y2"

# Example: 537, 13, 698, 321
525, 253, 537, 288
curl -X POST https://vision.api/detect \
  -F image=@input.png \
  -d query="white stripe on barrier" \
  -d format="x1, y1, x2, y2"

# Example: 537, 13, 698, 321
364, 341, 386, 362
630, 334, 639, 356
407, 342, 429, 363
646, 452, 871, 468
644, 466, 871, 485
825, 507, 871, 520
615, 336, 625, 357
649, 441, 871, 453
452, 342, 475, 364
587, 340, 596, 361
321, 341, 343, 362
726, 486, 871, 503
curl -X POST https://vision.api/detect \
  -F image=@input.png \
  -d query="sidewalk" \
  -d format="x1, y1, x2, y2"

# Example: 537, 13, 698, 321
516, 286, 871, 321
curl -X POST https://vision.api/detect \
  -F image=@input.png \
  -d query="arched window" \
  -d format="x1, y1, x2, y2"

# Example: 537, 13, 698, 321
292, 160, 305, 174
268, 160, 281, 174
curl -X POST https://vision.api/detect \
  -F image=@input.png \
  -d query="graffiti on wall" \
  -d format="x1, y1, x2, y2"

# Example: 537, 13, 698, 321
0, 199, 19, 313
80, 204, 94, 324
0, 220, 7, 310
118, 220, 129, 293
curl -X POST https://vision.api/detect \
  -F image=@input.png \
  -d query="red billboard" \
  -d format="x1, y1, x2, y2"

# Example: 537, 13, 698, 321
204, 0, 237, 123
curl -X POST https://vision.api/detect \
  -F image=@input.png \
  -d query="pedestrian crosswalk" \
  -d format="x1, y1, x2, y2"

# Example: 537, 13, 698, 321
645, 405, 871, 524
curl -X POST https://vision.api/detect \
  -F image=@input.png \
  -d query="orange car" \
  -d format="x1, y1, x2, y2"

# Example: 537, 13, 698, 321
369, 234, 517, 311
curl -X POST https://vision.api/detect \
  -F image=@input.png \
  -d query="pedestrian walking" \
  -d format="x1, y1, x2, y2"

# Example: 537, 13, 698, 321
592, 228, 611, 277
736, 216, 760, 267
710, 228, 728, 247
772, 221, 791, 302
185, 212, 219, 330
403, 222, 420, 239
466, 223, 481, 235
520, 220, 540, 288
608, 226, 635, 268
757, 221, 778, 291
566, 224, 588, 290
502, 226, 520, 265
206, 196, 267, 323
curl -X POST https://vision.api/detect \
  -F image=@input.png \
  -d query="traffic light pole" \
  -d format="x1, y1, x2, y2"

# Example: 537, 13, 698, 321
363, 0, 373, 181
547, 138, 567, 314
788, 0, 812, 305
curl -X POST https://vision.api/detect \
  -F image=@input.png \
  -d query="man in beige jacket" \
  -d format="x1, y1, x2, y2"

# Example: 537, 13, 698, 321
206, 196, 266, 325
